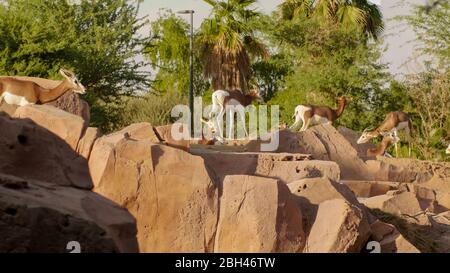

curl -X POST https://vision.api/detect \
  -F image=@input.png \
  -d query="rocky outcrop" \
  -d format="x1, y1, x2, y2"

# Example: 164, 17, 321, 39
214, 175, 305, 253
89, 130, 218, 252
0, 171, 138, 253
305, 199, 370, 253
0, 112, 92, 189
44, 92, 90, 126
194, 150, 340, 183
369, 220, 420, 253
288, 177, 363, 232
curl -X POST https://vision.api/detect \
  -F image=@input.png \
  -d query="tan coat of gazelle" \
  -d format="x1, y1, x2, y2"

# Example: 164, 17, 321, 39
357, 111, 412, 157
0, 68, 86, 106
366, 132, 400, 157
290, 96, 351, 131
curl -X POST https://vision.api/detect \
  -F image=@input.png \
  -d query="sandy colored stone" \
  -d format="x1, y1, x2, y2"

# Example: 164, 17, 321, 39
369, 220, 420, 253
14, 105, 85, 150
76, 127, 100, 159
305, 199, 371, 253
360, 191, 423, 216
0, 173, 138, 253
341, 180, 399, 198
297, 125, 373, 180
89, 136, 218, 252
197, 151, 340, 183
214, 175, 305, 253
0, 113, 92, 189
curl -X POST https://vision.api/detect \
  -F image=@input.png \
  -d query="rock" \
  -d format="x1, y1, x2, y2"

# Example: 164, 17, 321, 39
360, 191, 423, 216
341, 180, 399, 198
214, 175, 305, 253
0, 173, 138, 253
196, 151, 340, 183
76, 127, 100, 159
154, 124, 190, 151
89, 136, 218, 252
288, 177, 365, 232
369, 220, 420, 253
297, 125, 373, 180
14, 105, 85, 151
305, 199, 371, 253
0, 103, 18, 116
44, 92, 90, 126
0, 113, 92, 189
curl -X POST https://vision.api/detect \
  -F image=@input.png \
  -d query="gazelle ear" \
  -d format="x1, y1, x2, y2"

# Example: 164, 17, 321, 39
60, 68, 74, 79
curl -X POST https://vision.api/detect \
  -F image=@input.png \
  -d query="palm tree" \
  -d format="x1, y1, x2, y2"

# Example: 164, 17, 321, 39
279, 0, 384, 39
198, 0, 268, 93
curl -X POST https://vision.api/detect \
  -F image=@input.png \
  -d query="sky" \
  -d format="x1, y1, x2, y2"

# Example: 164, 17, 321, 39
139, 0, 426, 78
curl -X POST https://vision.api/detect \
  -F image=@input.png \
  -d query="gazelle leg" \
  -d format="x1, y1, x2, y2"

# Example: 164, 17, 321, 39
405, 127, 412, 158
239, 108, 248, 137
227, 108, 234, 139
300, 118, 311, 132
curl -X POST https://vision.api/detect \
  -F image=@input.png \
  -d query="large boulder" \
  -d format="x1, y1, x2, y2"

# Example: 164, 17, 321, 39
0, 113, 92, 189
341, 180, 400, 198
360, 191, 423, 217
297, 125, 373, 180
305, 199, 371, 253
44, 92, 90, 126
194, 150, 340, 183
76, 127, 101, 160
0, 173, 138, 253
369, 220, 420, 253
214, 175, 305, 253
14, 105, 86, 151
89, 130, 218, 252
288, 177, 364, 232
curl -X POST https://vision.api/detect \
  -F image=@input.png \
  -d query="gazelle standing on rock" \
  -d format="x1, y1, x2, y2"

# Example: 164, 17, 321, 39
290, 95, 351, 132
209, 89, 263, 140
0, 68, 86, 107
366, 132, 400, 157
357, 111, 412, 157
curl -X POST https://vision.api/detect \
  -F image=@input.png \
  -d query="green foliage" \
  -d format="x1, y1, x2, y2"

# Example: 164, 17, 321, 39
0, 0, 150, 132
145, 10, 209, 95
267, 18, 391, 131
119, 92, 187, 127
197, 0, 268, 93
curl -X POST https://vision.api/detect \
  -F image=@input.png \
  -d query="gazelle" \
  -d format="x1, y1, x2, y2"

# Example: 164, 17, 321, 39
0, 68, 86, 107
209, 89, 263, 140
201, 117, 224, 144
357, 111, 412, 157
290, 95, 351, 131
366, 132, 400, 157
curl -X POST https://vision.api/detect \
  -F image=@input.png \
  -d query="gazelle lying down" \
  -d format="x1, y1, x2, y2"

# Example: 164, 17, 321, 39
357, 111, 412, 157
290, 96, 351, 131
0, 68, 86, 106
366, 132, 400, 157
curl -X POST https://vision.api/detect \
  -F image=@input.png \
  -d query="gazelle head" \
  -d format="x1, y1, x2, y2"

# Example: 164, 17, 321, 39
248, 89, 264, 104
60, 68, 86, 95
382, 131, 400, 145
336, 95, 351, 105
446, 144, 450, 154
357, 128, 379, 144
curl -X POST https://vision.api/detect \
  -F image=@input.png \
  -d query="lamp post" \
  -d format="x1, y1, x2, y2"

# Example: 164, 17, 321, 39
177, 9, 195, 137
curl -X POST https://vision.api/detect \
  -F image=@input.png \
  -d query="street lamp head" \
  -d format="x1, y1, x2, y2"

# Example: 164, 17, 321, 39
177, 10, 195, 14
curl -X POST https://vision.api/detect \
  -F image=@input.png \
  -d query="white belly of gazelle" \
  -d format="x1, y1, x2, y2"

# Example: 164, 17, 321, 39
1, 92, 33, 106
311, 114, 330, 125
